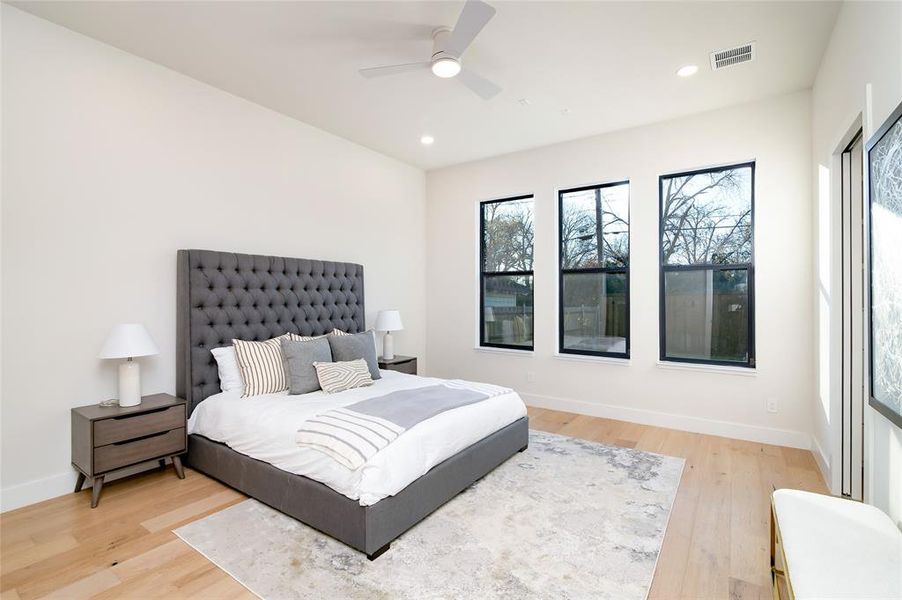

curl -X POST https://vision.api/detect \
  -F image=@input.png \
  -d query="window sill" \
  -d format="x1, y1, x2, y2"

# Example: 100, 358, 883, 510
474, 346, 534, 357
554, 352, 631, 366
656, 360, 757, 376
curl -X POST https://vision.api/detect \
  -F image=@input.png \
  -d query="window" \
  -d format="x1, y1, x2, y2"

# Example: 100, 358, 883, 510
480, 195, 535, 350
558, 182, 630, 357
659, 163, 755, 367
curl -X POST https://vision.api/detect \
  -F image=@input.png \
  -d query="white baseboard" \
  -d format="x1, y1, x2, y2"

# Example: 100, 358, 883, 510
522, 392, 812, 450
2, 459, 177, 512
1, 470, 78, 513
810, 434, 833, 490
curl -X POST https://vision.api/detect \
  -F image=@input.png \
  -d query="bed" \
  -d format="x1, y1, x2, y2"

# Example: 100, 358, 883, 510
176, 249, 529, 559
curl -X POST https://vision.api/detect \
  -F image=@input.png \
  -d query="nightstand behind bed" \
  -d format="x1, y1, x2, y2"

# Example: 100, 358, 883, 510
71, 393, 187, 507
378, 355, 417, 375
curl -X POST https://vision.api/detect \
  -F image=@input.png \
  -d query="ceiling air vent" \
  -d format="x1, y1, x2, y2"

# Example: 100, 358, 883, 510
710, 42, 756, 71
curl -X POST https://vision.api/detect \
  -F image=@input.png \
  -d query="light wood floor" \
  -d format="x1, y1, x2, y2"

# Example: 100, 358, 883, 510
1, 407, 827, 599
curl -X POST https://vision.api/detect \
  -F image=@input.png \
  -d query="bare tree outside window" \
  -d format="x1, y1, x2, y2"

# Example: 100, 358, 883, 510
561, 185, 629, 269
659, 163, 755, 367
661, 167, 752, 265
480, 196, 535, 350
559, 182, 630, 357
482, 198, 534, 272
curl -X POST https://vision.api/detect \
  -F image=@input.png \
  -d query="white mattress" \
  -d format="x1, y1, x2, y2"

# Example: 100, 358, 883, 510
187, 370, 527, 506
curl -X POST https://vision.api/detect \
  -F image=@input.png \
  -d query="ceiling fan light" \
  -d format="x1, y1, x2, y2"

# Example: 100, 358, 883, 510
432, 57, 461, 78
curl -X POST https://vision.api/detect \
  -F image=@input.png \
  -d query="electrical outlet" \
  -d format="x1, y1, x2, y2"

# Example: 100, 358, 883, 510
766, 398, 778, 413
526, 371, 536, 383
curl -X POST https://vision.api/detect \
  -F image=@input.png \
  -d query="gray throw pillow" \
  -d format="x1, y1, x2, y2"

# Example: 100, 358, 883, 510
327, 330, 381, 380
281, 337, 333, 394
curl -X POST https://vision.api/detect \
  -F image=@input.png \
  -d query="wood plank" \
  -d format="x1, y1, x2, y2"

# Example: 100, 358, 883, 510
139, 489, 244, 533
729, 439, 770, 589
675, 434, 733, 599
37, 570, 120, 600
0, 535, 79, 576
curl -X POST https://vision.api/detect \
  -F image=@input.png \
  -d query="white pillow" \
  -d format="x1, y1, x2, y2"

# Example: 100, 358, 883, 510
211, 346, 244, 393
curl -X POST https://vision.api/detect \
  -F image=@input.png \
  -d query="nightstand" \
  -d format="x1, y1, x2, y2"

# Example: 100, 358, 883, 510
71, 393, 187, 507
378, 355, 417, 375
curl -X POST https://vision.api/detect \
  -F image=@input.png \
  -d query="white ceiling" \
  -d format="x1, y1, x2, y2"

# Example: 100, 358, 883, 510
11, 1, 840, 170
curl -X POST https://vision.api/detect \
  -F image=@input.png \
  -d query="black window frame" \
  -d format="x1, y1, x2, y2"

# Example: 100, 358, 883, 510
479, 194, 535, 351
557, 181, 631, 359
658, 162, 756, 368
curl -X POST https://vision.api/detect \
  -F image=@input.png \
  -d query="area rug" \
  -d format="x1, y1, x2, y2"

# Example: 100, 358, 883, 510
174, 431, 684, 599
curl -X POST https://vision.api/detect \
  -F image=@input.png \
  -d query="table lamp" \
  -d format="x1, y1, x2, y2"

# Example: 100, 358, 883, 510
374, 310, 403, 360
98, 324, 159, 407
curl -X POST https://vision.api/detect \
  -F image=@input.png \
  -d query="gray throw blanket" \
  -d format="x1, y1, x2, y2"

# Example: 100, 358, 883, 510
296, 380, 510, 470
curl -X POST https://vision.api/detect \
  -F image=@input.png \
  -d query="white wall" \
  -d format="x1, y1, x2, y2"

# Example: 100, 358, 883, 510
0, 6, 426, 511
426, 92, 814, 449
811, 0, 902, 526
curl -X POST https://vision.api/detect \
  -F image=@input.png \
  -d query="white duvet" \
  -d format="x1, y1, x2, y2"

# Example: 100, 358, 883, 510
187, 370, 527, 506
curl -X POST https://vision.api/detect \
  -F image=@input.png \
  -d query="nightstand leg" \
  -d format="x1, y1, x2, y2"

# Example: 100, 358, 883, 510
74, 472, 86, 493
91, 475, 104, 508
159, 458, 167, 470
172, 455, 185, 479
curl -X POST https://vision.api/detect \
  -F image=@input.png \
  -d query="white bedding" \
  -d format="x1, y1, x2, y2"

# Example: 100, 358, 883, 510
187, 370, 527, 506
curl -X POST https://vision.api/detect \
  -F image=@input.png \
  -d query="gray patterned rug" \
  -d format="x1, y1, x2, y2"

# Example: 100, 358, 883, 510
174, 431, 683, 599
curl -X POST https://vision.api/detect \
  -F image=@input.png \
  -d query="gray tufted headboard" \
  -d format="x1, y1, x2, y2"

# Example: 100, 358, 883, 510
176, 249, 365, 415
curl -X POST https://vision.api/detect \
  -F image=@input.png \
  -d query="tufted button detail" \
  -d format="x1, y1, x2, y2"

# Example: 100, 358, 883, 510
187, 252, 363, 406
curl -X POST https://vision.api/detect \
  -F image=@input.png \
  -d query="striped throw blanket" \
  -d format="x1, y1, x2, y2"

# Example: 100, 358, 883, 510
296, 380, 512, 470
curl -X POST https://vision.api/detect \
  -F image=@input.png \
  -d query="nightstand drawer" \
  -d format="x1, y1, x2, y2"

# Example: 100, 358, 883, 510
93, 404, 186, 447
94, 427, 186, 473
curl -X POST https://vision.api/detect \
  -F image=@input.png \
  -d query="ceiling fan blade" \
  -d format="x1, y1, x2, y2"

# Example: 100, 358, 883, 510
445, 0, 496, 58
458, 68, 501, 100
359, 62, 430, 78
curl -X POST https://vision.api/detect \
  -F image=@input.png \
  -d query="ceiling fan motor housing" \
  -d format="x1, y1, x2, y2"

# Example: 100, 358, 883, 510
431, 26, 456, 61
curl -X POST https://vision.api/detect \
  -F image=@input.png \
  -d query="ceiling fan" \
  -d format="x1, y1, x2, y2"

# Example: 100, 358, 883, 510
358, 0, 501, 100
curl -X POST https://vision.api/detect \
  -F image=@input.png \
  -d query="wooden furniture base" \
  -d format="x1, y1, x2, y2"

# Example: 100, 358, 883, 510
71, 394, 187, 507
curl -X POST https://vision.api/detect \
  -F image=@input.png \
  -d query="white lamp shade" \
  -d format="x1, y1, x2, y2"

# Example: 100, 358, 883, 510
98, 324, 159, 359
374, 310, 403, 332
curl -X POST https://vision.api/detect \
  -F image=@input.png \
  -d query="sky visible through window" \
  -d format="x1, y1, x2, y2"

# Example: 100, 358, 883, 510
561, 183, 629, 269
661, 166, 752, 266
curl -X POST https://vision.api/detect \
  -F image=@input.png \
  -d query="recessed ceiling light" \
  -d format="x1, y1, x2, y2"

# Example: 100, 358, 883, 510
431, 57, 461, 79
420, 135, 435, 146
677, 64, 699, 78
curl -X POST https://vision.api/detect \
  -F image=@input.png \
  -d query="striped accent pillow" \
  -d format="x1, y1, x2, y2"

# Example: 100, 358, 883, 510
330, 329, 350, 336
313, 359, 374, 394
232, 334, 292, 397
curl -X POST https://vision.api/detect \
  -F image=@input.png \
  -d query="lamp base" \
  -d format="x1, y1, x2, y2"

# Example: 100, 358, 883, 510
382, 332, 394, 361
118, 360, 142, 407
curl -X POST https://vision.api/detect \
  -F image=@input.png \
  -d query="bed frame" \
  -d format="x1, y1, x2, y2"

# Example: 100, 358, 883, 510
176, 249, 528, 559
